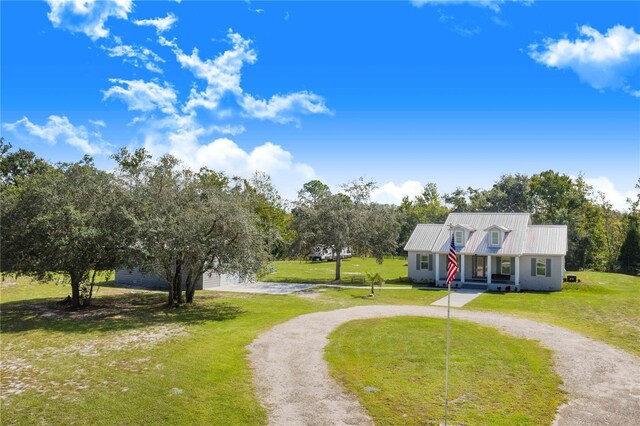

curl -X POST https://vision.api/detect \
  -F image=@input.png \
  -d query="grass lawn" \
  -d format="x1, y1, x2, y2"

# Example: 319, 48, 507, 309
259, 256, 410, 284
2, 269, 637, 424
466, 271, 640, 357
0, 277, 444, 425
326, 317, 564, 426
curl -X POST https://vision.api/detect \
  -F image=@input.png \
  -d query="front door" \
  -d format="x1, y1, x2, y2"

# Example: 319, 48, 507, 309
474, 256, 486, 279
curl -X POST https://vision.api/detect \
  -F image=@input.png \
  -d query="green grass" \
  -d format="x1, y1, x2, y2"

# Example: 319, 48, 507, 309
2, 269, 637, 424
467, 271, 640, 357
0, 276, 444, 425
0, 282, 318, 425
260, 256, 410, 284
326, 317, 565, 426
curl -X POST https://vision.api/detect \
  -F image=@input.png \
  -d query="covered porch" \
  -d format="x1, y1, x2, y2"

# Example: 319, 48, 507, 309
434, 253, 520, 291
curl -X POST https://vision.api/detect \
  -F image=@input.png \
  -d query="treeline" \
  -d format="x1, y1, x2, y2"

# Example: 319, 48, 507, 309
1, 139, 639, 309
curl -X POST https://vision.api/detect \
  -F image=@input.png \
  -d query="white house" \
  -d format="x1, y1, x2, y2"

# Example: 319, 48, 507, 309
404, 213, 567, 291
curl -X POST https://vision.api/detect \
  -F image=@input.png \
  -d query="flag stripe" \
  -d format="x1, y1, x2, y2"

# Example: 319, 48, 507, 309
446, 234, 458, 287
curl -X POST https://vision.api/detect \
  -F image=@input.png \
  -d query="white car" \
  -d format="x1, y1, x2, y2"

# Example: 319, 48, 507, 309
308, 246, 352, 261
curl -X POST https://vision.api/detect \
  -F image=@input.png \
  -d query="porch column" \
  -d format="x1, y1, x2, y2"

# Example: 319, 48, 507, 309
515, 256, 520, 285
487, 255, 492, 284
435, 253, 440, 286
461, 255, 465, 283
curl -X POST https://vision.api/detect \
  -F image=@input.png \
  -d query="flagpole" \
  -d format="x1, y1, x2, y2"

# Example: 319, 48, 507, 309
445, 225, 453, 426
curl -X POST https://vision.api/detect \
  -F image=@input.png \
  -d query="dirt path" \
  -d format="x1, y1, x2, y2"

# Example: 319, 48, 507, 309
247, 305, 640, 426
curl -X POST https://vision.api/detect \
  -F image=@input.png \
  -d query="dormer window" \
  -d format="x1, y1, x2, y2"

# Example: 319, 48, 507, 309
485, 225, 509, 247
491, 230, 500, 246
454, 230, 464, 246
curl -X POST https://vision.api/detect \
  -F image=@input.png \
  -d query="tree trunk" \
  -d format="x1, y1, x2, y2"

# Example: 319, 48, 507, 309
87, 269, 98, 307
172, 259, 183, 306
185, 269, 196, 303
167, 283, 174, 307
371, 280, 375, 295
335, 255, 342, 281
70, 275, 81, 309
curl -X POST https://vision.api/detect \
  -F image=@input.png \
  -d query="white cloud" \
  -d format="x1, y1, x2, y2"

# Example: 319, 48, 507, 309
46, 0, 132, 41
103, 79, 178, 114
240, 92, 331, 124
162, 29, 331, 122
583, 176, 638, 212
169, 30, 256, 112
210, 124, 246, 136
529, 25, 640, 96
3, 115, 105, 155
101, 43, 165, 74
89, 119, 106, 127
411, 0, 532, 13
133, 13, 178, 34
371, 180, 424, 205
143, 132, 314, 199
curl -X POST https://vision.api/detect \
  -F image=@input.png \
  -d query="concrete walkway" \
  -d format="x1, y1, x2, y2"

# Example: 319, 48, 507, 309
211, 282, 318, 295
431, 288, 485, 307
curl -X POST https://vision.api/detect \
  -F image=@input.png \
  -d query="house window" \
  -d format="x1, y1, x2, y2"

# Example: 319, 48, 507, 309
491, 230, 500, 246
536, 258, 546, 276
501, 257, 511, 275
420, 254, 430, 270
454, 230, 464, 245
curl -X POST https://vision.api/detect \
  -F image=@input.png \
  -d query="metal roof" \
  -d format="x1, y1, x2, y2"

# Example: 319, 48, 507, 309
405, 213, 567, 256
403, 224, 443, 251
524, 225, 568, 255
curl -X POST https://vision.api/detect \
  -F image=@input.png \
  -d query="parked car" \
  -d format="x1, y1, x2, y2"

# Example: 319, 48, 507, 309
308, 246, 353, 261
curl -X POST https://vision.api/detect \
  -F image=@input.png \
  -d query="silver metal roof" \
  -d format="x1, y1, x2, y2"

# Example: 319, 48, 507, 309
403, 224, 442, 251
405, 213, 567, 256
524, 225, 568, 255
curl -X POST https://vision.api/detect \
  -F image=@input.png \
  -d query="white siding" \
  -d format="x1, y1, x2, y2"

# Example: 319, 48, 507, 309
201, 271, 221, 289
116, 268, 212, 290
219, 273, 250, 286
407, 251, 436, 283
519, 255, 563, 291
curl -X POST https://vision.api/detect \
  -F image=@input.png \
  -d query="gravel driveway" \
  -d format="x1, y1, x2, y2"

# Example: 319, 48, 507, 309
247, 305, 640, 426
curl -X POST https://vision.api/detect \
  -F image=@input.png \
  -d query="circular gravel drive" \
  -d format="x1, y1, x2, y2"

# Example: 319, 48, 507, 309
247, 305, 640, 426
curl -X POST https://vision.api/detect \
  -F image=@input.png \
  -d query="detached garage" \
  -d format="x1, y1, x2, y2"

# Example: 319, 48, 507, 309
115, 268, 250, 290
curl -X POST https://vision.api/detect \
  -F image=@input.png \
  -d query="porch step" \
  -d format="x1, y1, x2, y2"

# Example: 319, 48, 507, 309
461, 283, 488, 290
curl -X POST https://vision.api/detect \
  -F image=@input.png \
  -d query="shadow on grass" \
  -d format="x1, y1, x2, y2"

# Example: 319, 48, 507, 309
0, 291, 244, 334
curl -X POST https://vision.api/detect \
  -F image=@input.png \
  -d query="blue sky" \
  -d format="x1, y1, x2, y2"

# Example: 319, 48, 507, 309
2, 0, 639, 210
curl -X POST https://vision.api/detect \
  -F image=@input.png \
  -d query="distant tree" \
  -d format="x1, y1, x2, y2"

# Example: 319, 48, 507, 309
443, 187, 469, 212
529, 171, 604, 270
397, 183, 448, 253
485, 173, 532, 212
1, 156, 134, 308
618, 180, 640, 275
618, 216, 640, 275
595, 192, 625, 271
362, 203, 400, 263
0, 138, 50, 187
291, 178, 399, 281
242, 172, 293, 259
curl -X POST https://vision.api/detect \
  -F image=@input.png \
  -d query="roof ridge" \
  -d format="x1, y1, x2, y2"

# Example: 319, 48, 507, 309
447, 212, 531, 215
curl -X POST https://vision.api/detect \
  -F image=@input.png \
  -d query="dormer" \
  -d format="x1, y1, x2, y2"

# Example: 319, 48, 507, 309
452, 224, 475, 247
485, 225, 510, 247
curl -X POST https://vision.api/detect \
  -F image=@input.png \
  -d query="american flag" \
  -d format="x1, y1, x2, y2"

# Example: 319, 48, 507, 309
446, 234, 458, 287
